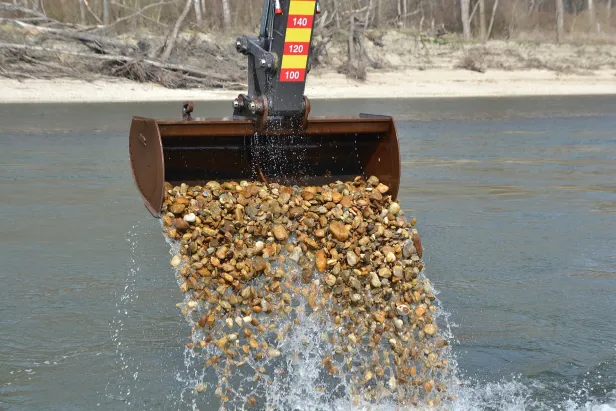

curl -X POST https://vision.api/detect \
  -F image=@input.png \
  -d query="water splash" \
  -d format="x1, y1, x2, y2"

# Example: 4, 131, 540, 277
105, 225, 142, 406
164, 226, 454, 410
168, 236, 346, 410
111, 221, 616, 411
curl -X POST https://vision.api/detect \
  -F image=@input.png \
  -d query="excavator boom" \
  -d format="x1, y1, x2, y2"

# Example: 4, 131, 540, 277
129, 0, 401, 216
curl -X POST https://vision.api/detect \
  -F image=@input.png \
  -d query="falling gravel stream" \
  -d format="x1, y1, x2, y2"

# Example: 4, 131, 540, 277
1, 96, 615, 410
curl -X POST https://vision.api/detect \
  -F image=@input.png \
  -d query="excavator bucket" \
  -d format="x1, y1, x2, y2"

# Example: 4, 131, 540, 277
129, 0, 402, 217
129, 113, 400, 217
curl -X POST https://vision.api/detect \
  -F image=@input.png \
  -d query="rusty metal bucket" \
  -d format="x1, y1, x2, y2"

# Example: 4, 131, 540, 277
129, 113, 400, 217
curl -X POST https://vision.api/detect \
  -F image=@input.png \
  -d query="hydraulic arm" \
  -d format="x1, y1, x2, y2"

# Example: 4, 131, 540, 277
232, 0, 321, 126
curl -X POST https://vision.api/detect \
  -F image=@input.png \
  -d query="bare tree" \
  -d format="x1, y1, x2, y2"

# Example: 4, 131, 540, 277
608, 0, 612, 21
587, 0, 597, 31
160, 0, 192, 60
221, 0, 231, 31
79, 0, 86, 24
487, 0, 499, 40
103, 0, 109, 25
193, 0, 201, 24
460, 0, 471, 40
333, 0, 340, 28
556, 0, 564, 42
479, 0, 486, 41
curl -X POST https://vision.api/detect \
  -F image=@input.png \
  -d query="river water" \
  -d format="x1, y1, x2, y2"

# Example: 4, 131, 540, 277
1, 96, 615, 410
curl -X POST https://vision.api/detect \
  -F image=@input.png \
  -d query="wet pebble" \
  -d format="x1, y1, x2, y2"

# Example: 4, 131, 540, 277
346, 250, 359, 266
272, 224, 288, 242
329, 221, 349, 242
170, 255, 181, 267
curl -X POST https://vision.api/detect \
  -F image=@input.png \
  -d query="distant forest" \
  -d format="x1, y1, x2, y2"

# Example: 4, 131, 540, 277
3, 0, 614, 42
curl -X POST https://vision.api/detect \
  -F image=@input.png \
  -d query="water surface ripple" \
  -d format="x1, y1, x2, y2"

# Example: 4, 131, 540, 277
1, 96, 615, 410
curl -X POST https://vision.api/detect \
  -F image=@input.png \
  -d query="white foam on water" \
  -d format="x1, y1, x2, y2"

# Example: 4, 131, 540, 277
562, 399, 616, 411
446, 382, 616, 411
447, 376, 535, 411
173, 345, 207, 411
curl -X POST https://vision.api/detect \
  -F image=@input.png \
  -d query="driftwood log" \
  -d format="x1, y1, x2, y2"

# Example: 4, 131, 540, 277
0, 41, 246, 88
11, 21, 136, 54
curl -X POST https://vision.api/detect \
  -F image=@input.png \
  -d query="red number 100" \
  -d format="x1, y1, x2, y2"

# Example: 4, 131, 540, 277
285, 71, 300, 80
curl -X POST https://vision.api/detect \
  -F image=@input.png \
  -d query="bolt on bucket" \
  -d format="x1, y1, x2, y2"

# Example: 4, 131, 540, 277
129, 113, 401, 217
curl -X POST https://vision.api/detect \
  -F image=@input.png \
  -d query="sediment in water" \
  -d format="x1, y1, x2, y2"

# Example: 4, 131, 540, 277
161, 176, 452, 409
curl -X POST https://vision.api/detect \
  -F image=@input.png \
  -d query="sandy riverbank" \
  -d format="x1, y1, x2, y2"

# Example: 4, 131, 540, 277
1, 68, 614, 103
2, 22, 615, 103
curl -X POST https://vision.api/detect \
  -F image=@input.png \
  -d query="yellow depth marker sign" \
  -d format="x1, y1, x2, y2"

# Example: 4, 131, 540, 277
280, 0, 316, 80
283, 28, 313, 44
288, 1, 315, 15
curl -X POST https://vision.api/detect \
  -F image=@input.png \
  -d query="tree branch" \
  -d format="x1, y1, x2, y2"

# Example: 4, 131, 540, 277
159, 0, 191, 61
0, 2, 61, 24
0, 2, 46, 18
9, 20, 135, 53
469, 0, 480, 22
0, 41, 239, 83
82, 0, 103, 25
93, 0, 173, 31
